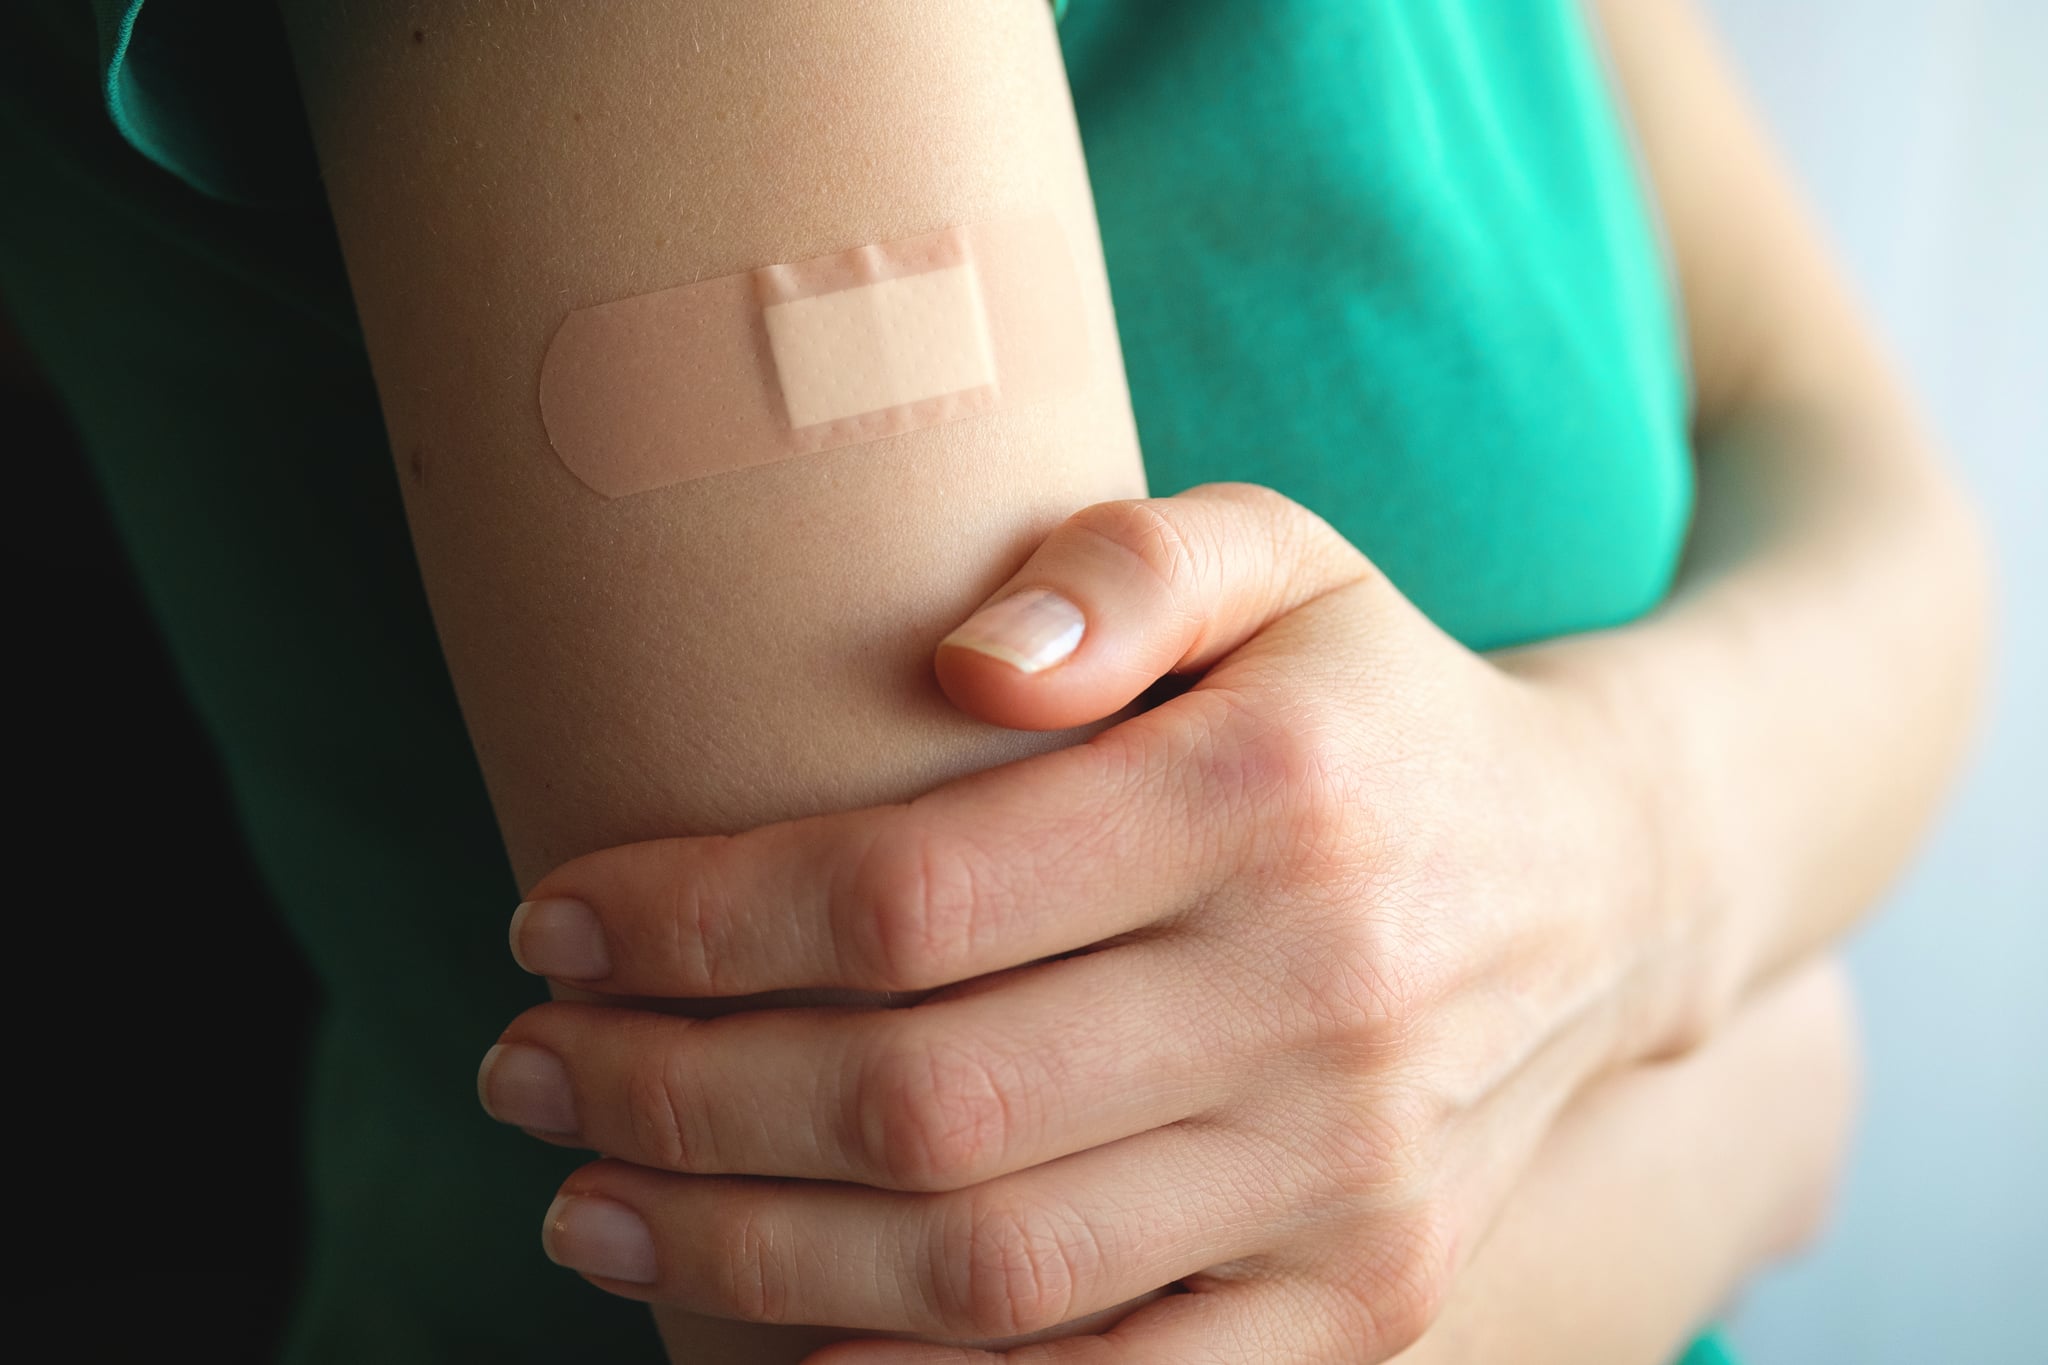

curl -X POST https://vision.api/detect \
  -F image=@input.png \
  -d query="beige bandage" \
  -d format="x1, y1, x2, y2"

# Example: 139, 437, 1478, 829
540, 216, 1091, 499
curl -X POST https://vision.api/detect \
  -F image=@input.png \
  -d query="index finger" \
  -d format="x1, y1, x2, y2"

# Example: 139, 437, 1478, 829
512, 687, 1262, 996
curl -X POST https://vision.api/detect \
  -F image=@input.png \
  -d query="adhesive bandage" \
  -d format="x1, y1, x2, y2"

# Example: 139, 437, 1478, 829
540, 215, 1092, 499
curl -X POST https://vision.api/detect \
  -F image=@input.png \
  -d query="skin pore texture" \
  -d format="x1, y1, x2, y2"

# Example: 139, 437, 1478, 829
285, 0, 1984, 1361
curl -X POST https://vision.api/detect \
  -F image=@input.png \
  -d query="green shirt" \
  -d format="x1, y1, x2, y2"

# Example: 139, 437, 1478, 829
0, 1, 1716, 1360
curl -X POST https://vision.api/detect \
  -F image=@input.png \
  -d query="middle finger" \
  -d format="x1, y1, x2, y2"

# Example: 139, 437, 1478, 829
483, 939, 1253, 1190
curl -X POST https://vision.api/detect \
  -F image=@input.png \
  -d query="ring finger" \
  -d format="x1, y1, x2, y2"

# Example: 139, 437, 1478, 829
483, 937, 1262, 1191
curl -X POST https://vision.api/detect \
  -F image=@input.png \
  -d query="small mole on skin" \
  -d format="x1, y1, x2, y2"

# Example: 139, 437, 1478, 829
411, 28, 426, 45
407, 445, 427, 486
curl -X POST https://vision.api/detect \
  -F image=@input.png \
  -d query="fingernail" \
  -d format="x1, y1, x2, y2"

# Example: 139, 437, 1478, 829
510, 898, 612, 979
942, 588, 1086, 673
543, 1194, 658, 1284
478, 1044, 579, 1135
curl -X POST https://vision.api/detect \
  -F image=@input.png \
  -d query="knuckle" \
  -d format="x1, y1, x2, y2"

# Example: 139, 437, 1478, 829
709, 1195, 793, 1323
847, 825, 985, 991
1210, 687, 1363, 868
1196, 688, 1443, 1050
1274, 490, 1368, 578
1315, 910, 1439, 1049
1190, 480, 1368, 594
1200, 480, 1317, 549
656, 840, 740, 994
1353, 1202, 1456, 1356
1069, 497, 1206, 604
857, 1033, 1015, 1191
620, 1029, 701, 1172
935, 1192, 1094, 1340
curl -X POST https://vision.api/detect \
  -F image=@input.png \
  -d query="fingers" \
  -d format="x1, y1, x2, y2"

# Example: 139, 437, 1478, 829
483, 940, 1235, 1190
516, 685, 1263, 996
934, 483, 1375, 731
510, 484, 1395, 999
541, 1122, 1294, 1342
802, 1277, 1363, 1365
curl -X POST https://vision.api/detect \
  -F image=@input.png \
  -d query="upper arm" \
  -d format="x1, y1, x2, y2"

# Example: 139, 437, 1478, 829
279, 0, 1144, 885
1589, 0, 1897, 425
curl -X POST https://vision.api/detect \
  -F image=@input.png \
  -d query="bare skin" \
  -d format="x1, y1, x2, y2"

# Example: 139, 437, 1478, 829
283, 0, 1984, 1359
283, 2, 1145, 1356
1392, 957, 1858, 1365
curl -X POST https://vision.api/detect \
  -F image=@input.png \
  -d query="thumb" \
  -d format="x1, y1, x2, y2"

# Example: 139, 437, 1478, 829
934, 482, 1378, 731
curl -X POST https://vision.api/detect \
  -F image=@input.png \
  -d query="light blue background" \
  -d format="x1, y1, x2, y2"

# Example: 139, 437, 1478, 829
1703, 3, 2048, 1362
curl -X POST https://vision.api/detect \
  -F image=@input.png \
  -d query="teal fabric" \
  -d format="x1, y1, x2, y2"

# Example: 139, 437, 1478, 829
1062, 0, 1691, 648
90, 0, 315, 202
0, 0, 1717, 1360
1679, 1328, 1744, 1365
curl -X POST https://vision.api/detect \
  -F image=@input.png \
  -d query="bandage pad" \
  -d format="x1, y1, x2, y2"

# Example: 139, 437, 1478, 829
540, 216, 1092, 498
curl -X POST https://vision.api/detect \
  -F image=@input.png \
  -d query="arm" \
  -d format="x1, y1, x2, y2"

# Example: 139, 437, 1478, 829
1397, 8, 1964, 1344
296, 2, 1975, 1361
453, 2, 1977, 1357
1395, 8, 1969, 1344
278, 0, 1141, 1358
1515, 0, 1993, 1038
280, 0, 1141, 873
1395, 957, 1859, 1365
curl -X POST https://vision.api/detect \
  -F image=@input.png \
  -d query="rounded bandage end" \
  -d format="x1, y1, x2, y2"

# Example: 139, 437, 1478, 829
538, 215, 1092, 499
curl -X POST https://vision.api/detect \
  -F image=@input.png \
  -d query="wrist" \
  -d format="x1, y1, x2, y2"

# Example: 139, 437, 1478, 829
1510, 636, 1752, 1063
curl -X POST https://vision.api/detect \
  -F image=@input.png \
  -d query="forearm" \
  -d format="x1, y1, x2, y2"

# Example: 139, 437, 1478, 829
1396, 957, 1860, 1365
1528, 385, 1986, 1037
1508, 361, 1987, 1055
1516, 0, 1992, 1053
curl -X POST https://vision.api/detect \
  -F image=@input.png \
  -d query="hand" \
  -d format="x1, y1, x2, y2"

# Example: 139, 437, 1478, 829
480, 483, 1696, 1361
